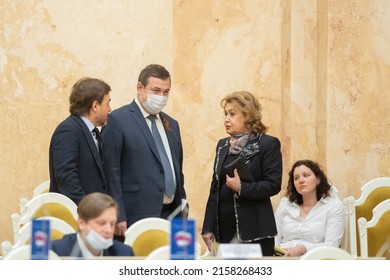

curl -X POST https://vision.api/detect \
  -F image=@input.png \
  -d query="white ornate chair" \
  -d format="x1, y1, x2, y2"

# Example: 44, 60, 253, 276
145, 242, 202, 260
124, 217, 170, 257
2, 216, 76, 257
32, 180, 50, 197
145, 245, 170, 260
329, 184, 340, 199
15, 180, 50, 218
343, 177, 390, 257
11, 192, 78, 242
300, 246, 354, 260
3, 244, 61, 260
1, 240, 13, 258
328, 185, 350, 250
357, 199, 390, 259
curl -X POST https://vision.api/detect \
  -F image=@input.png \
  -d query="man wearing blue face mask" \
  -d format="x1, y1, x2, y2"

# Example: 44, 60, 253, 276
51, 193, 134, 258
102, 64, 189, 241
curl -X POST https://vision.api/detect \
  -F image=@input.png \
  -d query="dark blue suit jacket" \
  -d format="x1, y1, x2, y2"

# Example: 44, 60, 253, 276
51, 233, 134, 257
49, 115, 106, 204
102, 100, 186, 226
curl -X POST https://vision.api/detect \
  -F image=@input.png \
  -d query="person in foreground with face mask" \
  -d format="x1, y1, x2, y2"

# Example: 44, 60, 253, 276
102, 64, 188, 241
51, 192, 134, 258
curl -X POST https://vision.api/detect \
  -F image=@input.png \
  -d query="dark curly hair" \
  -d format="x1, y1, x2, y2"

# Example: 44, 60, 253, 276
285, 159, 331, 204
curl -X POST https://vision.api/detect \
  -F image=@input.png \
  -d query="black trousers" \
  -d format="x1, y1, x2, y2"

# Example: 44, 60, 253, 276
252, 237, 275, 257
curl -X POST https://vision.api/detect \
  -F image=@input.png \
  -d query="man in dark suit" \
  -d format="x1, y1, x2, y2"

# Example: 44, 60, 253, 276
49, 77, 111, 205
102, 64, 188, 239
52, 193, 134, 257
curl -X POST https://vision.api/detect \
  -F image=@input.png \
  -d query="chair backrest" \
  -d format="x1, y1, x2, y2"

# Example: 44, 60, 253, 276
329, 185, 340, 199
2, 216, 76, 257
327, 185, 349, 250
124, 217, 170, 257
145, 242, 202, 260
3, 244, 61, 260
15, 217, 76, 246
300, 246, 354, 260
344, 177, 390, 256
358, 199, 390, 258
1, 241, 12, 257
145, 245, 170, 260
12, 192, 78, 241
32, 180, 50, 197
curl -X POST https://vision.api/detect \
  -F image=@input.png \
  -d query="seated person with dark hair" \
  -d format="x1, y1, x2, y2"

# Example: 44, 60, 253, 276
51, 192, 134, 258
274, 160, 344, 257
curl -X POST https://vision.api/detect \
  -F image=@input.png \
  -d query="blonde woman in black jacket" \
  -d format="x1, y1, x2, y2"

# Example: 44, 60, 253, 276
202, 91, 282, 256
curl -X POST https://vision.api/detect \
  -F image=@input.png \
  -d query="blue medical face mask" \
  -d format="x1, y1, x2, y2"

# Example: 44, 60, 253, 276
85, 227, 113, 250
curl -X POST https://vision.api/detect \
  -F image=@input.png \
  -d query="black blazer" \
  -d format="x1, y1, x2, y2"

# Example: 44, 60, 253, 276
102, 100, 186, 226
202, 134, 282, 242
51, 233, 134, 257
49, 115, 106, 204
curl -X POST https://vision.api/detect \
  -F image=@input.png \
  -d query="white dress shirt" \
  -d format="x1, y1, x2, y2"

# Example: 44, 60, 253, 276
274, 196, 345, 251
80, 116, 99, 150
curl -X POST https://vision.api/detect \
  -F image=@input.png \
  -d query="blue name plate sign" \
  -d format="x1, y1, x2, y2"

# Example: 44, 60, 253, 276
31, 219, 51, 260
170, 218, 196, 260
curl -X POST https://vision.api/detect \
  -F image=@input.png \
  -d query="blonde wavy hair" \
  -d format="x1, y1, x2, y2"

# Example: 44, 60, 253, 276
220, 91, 268, 134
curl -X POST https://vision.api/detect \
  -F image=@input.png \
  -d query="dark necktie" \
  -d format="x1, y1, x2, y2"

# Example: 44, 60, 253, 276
147, 115, 175, 198
93, 127, 108, 185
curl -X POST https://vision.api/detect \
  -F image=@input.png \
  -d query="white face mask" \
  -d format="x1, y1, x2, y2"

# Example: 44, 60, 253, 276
142, 93, 168, 115
85, 227, 113, 251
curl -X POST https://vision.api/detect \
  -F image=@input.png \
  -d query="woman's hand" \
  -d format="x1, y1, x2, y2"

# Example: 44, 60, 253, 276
284, 245, 307, 257
226, 168, 241, 193
202, 232, 215, 252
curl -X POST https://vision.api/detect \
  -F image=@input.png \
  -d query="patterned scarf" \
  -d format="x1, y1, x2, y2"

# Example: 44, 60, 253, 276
228, 132, 251, 155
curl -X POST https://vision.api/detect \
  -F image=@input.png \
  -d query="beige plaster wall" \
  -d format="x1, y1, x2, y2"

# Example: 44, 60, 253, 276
1, 0, 390, 252
327, 0, 390, 196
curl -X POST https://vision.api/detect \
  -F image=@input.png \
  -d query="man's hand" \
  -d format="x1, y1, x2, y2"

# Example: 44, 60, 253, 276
115, 221, 128, 236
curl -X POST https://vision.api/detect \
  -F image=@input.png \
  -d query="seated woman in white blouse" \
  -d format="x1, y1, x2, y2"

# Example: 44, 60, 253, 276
274, 159, 344, 257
